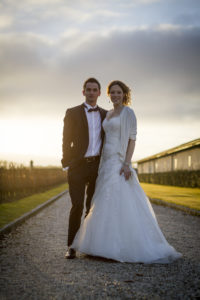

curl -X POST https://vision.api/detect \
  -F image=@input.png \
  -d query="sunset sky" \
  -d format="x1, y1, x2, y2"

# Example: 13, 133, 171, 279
0, 0, 200, 166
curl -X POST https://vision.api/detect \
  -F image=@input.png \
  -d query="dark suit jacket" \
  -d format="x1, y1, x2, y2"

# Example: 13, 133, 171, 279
61, 103, 107, 168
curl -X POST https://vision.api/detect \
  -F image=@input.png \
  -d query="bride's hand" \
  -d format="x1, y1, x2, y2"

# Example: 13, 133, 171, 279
120, 165, 132, 180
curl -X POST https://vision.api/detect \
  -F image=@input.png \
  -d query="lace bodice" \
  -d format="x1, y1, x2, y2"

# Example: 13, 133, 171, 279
102, 116, 121, 159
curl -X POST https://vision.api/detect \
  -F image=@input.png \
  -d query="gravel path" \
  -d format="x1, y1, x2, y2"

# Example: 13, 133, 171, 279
0, 192, 200, 300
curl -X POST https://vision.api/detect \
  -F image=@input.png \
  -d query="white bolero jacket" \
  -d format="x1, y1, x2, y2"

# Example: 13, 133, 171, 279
118, 105, 137, 162
99, 105, 137, 171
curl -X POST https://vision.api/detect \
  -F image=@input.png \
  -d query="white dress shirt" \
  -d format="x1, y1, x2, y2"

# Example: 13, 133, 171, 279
84, 102, 102, 157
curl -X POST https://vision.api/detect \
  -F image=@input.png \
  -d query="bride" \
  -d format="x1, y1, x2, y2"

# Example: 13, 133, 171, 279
72, 80, 182, 263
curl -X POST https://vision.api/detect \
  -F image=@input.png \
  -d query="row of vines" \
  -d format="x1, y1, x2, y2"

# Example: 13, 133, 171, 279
0, 161, 67, 203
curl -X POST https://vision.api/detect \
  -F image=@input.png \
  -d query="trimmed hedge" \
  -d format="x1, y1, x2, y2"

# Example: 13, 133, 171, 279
138, 171, 200, 188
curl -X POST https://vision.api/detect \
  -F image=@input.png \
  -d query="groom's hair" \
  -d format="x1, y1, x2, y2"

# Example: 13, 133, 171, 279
83, 78, 101, 91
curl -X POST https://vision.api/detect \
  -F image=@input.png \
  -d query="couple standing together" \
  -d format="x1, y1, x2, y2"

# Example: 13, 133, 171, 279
61, 78, 181, 263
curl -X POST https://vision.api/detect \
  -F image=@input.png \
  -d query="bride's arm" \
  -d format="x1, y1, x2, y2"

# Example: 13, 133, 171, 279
125, 139, 135, 164
120, 139, 135, 180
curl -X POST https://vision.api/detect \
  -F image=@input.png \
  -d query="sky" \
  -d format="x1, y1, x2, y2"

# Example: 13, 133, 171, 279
0, 0, 200, 166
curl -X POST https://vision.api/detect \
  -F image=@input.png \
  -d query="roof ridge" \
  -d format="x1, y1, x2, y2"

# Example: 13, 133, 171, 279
136, 138, 200, 163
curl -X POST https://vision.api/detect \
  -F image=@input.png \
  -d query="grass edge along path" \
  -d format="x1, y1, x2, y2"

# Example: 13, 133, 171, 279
141, 183, 200, 212
0, 182, 199, 230
0, 183, 68, 229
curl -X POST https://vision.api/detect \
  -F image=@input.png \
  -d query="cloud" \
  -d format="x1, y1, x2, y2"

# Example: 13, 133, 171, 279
0, 26, 200, 124
4, 0, 65, 7
134, 0, 160, 3
173, 12, 200, 27
0, 15, 13, 29
1, 0, 200, 43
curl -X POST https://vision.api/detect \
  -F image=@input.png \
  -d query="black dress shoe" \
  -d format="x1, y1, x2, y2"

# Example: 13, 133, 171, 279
65, 248, 76, 259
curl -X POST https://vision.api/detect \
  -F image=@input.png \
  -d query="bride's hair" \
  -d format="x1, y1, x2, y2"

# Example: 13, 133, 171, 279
107, 80, 132, 106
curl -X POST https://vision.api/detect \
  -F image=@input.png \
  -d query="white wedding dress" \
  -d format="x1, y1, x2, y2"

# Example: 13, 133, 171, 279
72, 115, 182, 263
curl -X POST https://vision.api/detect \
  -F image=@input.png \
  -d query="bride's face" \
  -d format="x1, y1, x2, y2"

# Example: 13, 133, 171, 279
109, 84, 124, 106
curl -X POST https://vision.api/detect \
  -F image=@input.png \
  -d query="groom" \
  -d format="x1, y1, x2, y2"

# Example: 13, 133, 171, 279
61, 78, 107, 259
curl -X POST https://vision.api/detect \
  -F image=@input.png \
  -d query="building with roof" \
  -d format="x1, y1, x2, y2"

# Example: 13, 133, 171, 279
137, 138, 200, 174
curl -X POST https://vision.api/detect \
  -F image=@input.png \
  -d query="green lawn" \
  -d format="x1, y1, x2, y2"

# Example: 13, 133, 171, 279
0, 183, 68, 229
1, 182, 199, 229
141, 183, 200, 211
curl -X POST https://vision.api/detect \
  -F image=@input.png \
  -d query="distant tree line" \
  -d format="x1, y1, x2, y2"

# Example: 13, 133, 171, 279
0, 161, 67, 203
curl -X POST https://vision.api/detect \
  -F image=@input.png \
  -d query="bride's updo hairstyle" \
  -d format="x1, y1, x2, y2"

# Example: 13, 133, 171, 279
107, 80, 132, 106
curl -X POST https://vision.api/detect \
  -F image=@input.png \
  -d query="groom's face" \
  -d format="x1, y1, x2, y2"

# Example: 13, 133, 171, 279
83, 82, 101, 106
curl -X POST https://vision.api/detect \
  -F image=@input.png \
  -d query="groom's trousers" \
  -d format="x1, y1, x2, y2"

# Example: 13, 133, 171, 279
67, 156, 100, 246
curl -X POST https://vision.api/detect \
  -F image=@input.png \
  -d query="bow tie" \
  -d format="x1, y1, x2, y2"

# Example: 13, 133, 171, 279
84, 104, 99, 113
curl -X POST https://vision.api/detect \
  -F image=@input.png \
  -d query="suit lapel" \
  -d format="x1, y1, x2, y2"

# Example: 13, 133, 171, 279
99, 107, 105, 123
80, 103, 89, 142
